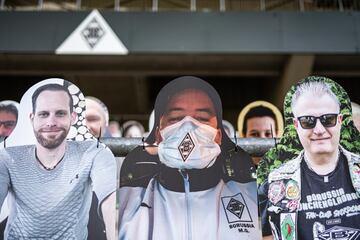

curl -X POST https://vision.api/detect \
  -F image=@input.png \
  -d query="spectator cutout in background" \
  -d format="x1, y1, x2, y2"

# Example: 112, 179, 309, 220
121, 120, 145, 138
237, 100, 284, 166
0, 100, 19, 145
0, 100, 19, 235
118, 76, 260, 240
237, 100, 284, 139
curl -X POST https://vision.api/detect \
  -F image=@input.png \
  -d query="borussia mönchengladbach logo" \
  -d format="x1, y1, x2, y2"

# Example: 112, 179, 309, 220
81, 17, 106, 49
221, 193, 253, 223
178, 133, 195, 161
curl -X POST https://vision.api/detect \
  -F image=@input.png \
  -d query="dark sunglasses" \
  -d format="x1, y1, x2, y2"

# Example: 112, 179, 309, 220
296, 113, 339, 129
0, 121, 16, 129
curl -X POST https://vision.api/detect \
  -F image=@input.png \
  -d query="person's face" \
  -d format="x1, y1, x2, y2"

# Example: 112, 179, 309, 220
157, 89, 222, 144
30, 90, 76, 149
245, 116, 276, 138
0, 111, 17, 137
85, 100, 106, 138
293, 93, 342, 158
108, 121, 121, 137
125, 125, 143, 138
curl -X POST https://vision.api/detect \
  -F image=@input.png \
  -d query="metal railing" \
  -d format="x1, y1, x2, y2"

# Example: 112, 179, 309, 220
0, 137, 276, 157
101, 137, 276, 157
1, 0, 359, 11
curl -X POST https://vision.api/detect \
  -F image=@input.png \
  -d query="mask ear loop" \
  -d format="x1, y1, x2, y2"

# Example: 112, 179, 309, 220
234, 132, 239, 152
140, 126, 160, 149
140, 139, 159, 149
119, 116, 124, 137
270, 123, 278, 149
97, 127, 102, 148
142, 137, 145, 151
223, 131, 238, 178
3, 136, 7, 148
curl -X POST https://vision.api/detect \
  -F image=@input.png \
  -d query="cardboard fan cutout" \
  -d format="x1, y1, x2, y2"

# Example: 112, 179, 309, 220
257, 76, 360, 185
0, 100, 19, 148
3, 78, 94, 148
0, 79, 117, 240
118, 76, 261, 240
237, 100, 284, 139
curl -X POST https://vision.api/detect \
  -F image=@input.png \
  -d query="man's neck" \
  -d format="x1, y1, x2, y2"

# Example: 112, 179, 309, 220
36, 142, 66, 169
304, 149, 340, 175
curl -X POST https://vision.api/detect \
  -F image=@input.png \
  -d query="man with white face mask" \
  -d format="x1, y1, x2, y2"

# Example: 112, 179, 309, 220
119, 76, 260, 240
156, 89, 222, 170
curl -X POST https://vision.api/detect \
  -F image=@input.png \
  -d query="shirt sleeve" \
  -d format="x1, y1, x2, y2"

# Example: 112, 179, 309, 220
258, 180, 272, 236
90, 146, 117, 209
0, 150, 10, 207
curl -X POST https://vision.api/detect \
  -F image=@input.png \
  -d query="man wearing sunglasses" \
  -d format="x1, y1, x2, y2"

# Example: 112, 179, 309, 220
260, 80, 360, 240
0, 101, 18, 139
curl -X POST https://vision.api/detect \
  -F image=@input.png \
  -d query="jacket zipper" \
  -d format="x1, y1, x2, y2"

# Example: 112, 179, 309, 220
180, 170, 192, 240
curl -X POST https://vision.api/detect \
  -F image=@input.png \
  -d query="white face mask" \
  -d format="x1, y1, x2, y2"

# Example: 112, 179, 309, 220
158, 116, 221, 169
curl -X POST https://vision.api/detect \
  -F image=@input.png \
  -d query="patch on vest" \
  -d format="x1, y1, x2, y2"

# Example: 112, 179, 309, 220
286, 199, 300, 212
178, 133, 195, 161
352, 163, 360, 175
269, 181, 286, 204
280, 213, 296, 240
285, 180, 300, 200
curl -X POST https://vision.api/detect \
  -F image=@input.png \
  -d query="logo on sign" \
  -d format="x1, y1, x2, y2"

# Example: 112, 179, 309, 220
81, 18, 105, 49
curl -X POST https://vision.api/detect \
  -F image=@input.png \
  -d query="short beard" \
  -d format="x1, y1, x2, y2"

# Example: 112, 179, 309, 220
34, 128, 68, 149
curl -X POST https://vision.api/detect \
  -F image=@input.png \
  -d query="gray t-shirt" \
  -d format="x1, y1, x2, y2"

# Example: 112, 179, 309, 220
0, 140, 117, 240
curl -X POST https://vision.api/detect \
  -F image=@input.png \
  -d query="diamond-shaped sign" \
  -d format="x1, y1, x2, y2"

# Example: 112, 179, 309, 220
226, 198, 244, 219
56, 10, 128, 55
81, 18, 105, 49
178, 133, 195, 161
